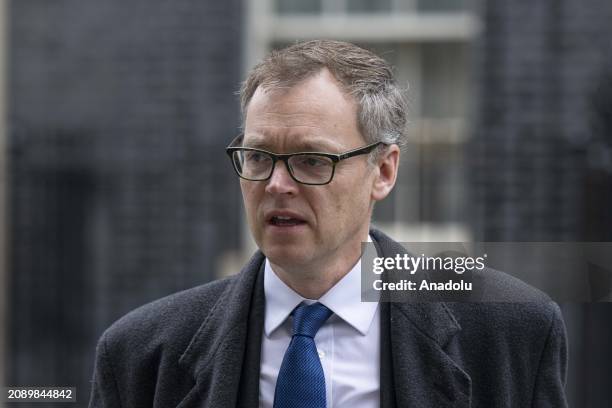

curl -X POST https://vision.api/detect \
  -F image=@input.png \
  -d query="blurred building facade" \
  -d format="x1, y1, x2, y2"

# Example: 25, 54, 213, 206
470, 1, 612, 406
7, 0, 242, 404
2, 0, 612, 407
471, 0, 612, 243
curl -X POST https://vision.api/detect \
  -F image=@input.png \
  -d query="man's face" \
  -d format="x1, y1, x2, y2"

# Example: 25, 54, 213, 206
240, 69, 378, 271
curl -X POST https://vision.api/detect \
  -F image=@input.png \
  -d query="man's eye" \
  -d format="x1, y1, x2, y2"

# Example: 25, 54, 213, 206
300, 157, 327, 167
246, 152, 266, 162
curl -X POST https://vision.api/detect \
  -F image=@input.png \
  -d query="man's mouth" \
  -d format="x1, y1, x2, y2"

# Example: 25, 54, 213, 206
269, 216, 306, 227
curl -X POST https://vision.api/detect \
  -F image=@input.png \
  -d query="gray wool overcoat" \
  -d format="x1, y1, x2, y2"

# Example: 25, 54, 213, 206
89, 229, 568, 407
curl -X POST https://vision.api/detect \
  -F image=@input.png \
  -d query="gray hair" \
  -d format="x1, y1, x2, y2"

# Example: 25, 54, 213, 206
239, 40, 409, 153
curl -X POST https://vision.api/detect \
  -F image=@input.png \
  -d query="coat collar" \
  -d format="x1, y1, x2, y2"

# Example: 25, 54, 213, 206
177, 250, 265, 407
369, 228, 463, 347
176, 228, 471, 407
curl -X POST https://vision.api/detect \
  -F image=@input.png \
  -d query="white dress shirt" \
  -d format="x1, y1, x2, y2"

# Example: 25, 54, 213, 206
259, 248, 380, 408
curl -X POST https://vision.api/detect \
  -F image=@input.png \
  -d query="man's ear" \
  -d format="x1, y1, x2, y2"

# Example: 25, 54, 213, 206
371, 144, 400, 202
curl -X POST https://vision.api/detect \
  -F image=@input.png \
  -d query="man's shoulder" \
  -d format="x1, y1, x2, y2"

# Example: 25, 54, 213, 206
475, 266, 551, 302
447, 293, 562, 331
445, 266, 562, 336
372, 227, 563, 333
448, 267, 564, 343
100, 275, 237, 354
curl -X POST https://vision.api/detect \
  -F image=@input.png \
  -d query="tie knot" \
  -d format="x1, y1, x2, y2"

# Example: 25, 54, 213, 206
291, 302, 333, 338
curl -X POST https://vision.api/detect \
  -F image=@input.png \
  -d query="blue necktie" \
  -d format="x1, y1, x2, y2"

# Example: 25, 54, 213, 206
273, 302, 333, 408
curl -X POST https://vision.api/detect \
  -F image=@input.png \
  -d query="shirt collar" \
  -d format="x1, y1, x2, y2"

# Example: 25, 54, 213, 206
264, 235, 379, 337
263, 260, 305, 336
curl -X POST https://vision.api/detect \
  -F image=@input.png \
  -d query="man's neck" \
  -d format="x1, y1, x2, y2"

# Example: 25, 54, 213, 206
269, 234, 369, 299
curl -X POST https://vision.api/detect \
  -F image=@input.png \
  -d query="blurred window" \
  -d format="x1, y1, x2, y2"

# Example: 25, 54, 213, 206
417, 0, 473, 12
276, 0, 473, 14
276, 0, 321, 14
347, 0, 392, 13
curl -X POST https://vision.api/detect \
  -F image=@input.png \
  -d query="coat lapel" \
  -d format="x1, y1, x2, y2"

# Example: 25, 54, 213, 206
372, 229, 472, 408
176, 251, 266, 408
387, 302, 471, 407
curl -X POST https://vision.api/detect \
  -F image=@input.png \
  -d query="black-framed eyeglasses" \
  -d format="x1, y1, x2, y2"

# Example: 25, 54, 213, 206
225, 134, 384, 185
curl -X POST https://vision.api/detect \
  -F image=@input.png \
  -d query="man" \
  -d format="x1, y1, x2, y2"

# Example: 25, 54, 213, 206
89, 40, 567, 407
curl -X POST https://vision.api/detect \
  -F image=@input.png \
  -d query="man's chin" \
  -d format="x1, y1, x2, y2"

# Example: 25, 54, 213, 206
262, 244, 313, 268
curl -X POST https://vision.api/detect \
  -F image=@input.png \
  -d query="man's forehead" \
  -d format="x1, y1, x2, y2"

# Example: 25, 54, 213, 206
252, 68, 345, 100
247, 70, 356, 117
242, 69, 363, 152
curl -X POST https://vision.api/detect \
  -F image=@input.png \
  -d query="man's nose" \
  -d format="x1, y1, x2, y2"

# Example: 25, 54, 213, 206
265, 160, 299, 195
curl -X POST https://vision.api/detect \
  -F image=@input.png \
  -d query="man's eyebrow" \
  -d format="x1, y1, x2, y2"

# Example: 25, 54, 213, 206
241, 138, 269, 149
242, 137, 344, 153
